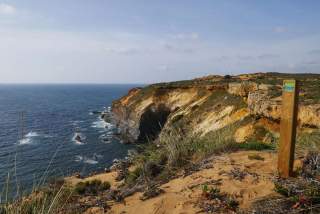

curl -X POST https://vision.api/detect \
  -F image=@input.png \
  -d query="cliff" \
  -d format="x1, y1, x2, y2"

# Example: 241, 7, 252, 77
11, 73, 320, 214
112, 73, 320, 144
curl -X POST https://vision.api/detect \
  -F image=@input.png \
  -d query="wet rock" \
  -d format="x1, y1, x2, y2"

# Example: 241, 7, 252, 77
91, 111, 102, 115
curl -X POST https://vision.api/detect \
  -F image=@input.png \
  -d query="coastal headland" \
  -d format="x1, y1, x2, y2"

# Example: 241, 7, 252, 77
6, 72, 320, 213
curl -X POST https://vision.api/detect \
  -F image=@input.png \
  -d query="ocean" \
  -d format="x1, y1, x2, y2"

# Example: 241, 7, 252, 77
0, 84, 137, 197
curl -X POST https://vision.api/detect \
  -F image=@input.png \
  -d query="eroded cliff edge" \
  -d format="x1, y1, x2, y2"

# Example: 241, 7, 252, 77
111, 73, 320, 144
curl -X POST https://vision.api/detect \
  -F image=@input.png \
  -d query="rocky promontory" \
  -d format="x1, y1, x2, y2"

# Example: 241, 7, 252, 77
7, 73, 320, 214
111, 73, 320, 144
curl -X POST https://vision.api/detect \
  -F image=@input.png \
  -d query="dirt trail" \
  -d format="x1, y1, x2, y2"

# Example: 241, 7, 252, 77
109, 151, 285, 214
67, 151, 303, 214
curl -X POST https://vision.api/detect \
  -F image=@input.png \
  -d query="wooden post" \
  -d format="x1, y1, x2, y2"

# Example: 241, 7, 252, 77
278, 79, 299, 178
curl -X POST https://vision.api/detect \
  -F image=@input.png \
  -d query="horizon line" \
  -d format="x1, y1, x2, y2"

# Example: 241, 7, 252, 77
0, 82, 147, 85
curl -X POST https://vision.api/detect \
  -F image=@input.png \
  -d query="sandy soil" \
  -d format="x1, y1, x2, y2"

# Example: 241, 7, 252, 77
67, 151, 303, 214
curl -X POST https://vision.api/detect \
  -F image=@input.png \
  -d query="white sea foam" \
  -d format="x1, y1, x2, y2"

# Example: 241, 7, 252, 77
93, 153, 103, 159
19, 138, 32, 145
74, 155, 100, 164
74, 155, 83, 162
91, 119, 106, 129
91, 118, 113, 129
83, 158, 98, 164
72, 132, 86, 145
18, 131, 40, 145
99, 132, 113, 143
71, 120, 84, 126
25, 131, 39, 137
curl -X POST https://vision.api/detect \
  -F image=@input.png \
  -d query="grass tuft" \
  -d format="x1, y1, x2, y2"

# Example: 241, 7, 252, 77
237, 140, 275, 151
248, 154, 265, 161
74, 179, 111, 195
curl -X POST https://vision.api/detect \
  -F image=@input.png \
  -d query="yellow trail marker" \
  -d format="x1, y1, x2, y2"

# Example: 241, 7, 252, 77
278, 79, 299, 178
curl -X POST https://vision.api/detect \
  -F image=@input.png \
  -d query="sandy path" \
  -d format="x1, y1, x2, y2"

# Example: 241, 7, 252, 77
109, 151, 282, 214
68, 150, 303, 214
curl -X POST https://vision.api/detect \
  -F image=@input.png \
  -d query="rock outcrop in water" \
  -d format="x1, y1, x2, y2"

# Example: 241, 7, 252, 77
111, 73, 320, 144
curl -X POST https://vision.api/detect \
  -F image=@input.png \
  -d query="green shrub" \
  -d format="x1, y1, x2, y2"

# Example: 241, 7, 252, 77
171, 114, 184, 123
248, 154, 265, 161
297, 130, 320, 151
161, 131, 195, 167
226, 197, 239, 210
74, 179, 111, 195
74, 182, 86, 195
101, 181, 111, 191
156, 168, 172, 182
238, 141, 274, 151
274, 182, 289, 197
201, 185, 239, 211
125, 167, 143, 185
144, 161, 162, 178
192, 124, 239, 159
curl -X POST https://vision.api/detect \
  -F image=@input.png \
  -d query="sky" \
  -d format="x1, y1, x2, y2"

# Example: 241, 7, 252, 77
0, 0, 320, 84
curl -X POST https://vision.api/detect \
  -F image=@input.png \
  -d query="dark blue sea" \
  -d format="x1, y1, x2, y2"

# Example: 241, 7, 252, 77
0, 84, 137, 197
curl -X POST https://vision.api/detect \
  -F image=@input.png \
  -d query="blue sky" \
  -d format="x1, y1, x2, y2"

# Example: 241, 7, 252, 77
0, 0, 320, 83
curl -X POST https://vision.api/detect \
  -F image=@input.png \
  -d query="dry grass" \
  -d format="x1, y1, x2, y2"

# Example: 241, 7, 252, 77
0, 180, 73, 214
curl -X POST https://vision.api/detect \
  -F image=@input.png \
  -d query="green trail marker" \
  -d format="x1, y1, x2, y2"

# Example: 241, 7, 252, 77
278, 79, 299, 178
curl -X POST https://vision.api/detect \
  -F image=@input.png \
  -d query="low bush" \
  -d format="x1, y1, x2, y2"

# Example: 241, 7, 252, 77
125, 167, 143, 186
248, 154, 265, 161
260, 152, 320, 213
200, 185, 239, 212
74, 179, 111, 195
297, 130, 320, 151
238, 140, 275, 151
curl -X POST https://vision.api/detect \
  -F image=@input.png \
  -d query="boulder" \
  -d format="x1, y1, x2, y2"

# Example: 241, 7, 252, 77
248, 91, 320, 128
247, 91, 281, 120
84, 207, 104, 214
234, 124, 255, 143
227, 81, 258, 97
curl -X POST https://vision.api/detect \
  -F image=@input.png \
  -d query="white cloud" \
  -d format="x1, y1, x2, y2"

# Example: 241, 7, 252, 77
273, 26, 287, 33
0, 27, 319, 83
0, 3, 16, 15
257, 54, 279, 60
163, 43, 195, 54
157, 64, 169, 71
104, 47, 139, 55
308, 49, 320, 55
170, 32, 199, 40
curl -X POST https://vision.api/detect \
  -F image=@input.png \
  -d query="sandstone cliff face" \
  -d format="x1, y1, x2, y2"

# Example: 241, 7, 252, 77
111, 73, 320, 143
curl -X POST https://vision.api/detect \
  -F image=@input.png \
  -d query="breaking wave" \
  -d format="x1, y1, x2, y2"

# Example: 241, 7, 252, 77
25, 131, 39, 137
18, 131, 50, 145
74, 154, 102, 165
91, 117, 114, 130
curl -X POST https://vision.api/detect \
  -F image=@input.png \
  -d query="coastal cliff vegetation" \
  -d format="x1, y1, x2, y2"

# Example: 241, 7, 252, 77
2, 72, 320, 213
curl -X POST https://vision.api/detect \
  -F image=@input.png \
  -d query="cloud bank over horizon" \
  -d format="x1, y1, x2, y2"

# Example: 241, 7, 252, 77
0, 0, 320, 83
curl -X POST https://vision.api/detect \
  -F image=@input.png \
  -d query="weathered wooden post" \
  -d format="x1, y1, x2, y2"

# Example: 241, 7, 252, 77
278, 79, 299, 178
